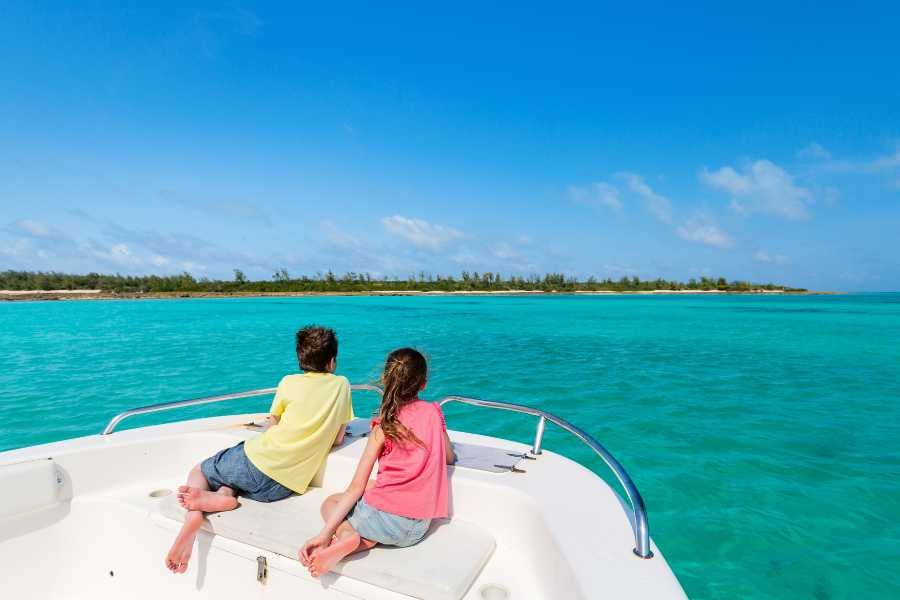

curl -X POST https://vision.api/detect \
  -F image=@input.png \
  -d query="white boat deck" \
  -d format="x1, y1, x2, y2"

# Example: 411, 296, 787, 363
0, 413, 686, 599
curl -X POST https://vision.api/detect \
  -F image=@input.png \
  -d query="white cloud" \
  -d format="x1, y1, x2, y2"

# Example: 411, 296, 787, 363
568, 182, 623, 213
676, 217, 732, 248
321, 221, 362, 249
701, 160, 812, 221
617, 172, 673, 224
150, 254, 170, 267
381, 215, 464, 250
91, 243, 142, 266
16, 219, 50, 237
872, 149, 900, 170
603, 264, 640, 276
755, 250, 790, 265
492, 243, 519, 260
161, 190, 271, 226
0, 238, 29, 257
804, 145, 900, 176
449, 250, 482, 266
797, 143, 832, 161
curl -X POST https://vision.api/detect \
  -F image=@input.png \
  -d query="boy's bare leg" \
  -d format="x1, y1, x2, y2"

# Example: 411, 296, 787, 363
307, 520, 376, 578
165, 464, 236, 573
165, 511, 204, 573
177, 464, 238, 512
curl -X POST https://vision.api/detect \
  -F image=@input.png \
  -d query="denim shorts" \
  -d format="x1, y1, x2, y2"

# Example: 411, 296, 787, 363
200, 442, 294, 503
347, 497, 431, 547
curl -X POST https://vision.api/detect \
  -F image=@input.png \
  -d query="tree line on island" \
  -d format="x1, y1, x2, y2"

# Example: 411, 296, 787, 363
0, 269, 805, 293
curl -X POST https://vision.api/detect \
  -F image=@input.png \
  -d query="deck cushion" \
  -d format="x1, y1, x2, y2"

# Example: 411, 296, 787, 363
159, 490, 494, 600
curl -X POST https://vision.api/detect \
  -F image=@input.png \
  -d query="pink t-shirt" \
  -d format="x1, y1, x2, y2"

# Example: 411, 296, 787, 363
364, 400, 450, 520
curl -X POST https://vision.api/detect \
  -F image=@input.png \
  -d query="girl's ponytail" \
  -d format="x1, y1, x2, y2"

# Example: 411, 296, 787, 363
378, 348, 427, 446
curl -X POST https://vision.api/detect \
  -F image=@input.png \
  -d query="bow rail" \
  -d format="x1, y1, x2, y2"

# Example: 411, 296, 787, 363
100, 384, 383, 435
100, 384, 652, 558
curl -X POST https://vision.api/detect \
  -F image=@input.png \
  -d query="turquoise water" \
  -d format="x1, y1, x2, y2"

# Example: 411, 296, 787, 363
1, 295, 899, 598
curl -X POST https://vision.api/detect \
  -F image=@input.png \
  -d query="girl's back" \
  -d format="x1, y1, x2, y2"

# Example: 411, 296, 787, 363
365, 400, 449, 519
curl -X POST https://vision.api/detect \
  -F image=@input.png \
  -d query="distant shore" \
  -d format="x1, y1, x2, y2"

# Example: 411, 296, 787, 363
0, 289, 837, 301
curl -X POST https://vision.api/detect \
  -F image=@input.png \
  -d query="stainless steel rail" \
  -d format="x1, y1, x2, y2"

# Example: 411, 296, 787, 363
100, 385, 651, 558
100, 384, 383, 436
439, 394, 653, 559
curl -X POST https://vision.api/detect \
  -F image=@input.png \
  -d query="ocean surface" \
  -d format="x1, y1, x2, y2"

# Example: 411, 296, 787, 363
1, 294, 898, 598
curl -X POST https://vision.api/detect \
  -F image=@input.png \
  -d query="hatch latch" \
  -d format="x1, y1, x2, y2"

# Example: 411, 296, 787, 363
257, 555, 267, 584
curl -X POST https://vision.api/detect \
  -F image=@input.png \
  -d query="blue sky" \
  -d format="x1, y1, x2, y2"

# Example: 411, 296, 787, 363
1, 3, 899, 290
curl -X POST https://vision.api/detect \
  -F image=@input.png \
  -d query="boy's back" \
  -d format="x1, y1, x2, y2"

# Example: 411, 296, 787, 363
245, 372, 354, 494
165, 325, 350, 575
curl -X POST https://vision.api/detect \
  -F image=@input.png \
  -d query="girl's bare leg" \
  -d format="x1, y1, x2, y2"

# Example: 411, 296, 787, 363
307, 520, 376, 578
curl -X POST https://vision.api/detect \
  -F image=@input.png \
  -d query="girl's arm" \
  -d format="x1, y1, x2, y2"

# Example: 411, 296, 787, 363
300, 427, 384, 560
444, 430, 456, 465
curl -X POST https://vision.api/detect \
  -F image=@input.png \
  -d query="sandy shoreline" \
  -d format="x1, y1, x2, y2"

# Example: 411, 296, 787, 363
0, 288, 833, 301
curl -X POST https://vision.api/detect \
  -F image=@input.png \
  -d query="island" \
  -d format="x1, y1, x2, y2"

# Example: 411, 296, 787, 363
0, 269, 828, 301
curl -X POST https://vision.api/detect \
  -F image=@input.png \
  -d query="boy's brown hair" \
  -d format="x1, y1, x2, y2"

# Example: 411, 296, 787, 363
295, 326, 338, 372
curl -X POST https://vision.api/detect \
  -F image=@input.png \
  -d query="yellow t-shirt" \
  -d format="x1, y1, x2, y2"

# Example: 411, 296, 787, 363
244, 372, 354, 493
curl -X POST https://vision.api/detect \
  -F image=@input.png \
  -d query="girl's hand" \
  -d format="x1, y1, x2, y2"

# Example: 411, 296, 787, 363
299, 533, 332, 566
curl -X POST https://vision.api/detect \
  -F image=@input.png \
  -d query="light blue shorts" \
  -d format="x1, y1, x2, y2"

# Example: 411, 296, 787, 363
347, 498, 431, 547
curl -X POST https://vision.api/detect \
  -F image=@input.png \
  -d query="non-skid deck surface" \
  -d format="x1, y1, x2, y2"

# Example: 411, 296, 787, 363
159, 492, 494, 600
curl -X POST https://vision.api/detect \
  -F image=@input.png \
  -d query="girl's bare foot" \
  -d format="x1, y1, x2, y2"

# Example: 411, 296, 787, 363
308, 531, 375, 578
177, 486, 238, 512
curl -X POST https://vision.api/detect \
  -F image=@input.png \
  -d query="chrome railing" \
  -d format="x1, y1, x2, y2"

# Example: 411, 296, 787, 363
100, 384, 652, 559
439, 395, 653, 559
100, 384, 383, 435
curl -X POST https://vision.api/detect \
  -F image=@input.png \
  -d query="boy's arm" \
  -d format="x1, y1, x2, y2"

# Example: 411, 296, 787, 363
260, 378, 289, 430
259, 414, 280, 431
299, 428, 384, 562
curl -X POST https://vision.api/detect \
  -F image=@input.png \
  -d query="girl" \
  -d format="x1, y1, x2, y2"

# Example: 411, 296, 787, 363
299, 348, 456, 578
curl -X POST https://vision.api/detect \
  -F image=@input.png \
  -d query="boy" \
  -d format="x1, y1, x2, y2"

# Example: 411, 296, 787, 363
165, 325, 354, 574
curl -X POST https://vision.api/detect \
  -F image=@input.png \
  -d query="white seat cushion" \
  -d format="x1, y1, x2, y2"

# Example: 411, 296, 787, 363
160, 490, 494, 600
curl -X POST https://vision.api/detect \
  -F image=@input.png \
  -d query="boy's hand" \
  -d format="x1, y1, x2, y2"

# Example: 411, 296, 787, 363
299, 533, 332, 566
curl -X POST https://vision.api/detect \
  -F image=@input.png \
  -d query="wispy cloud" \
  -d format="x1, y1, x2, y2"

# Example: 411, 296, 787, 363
2, 212, 271, 276
161, 190, 272, 226
381, 215, 464, 250
798, 142, 900, 175
13, 219, 50, 237
701, 160, 812, 221
676, 216, 733, 248
755, 250, 790, 265
797, 142, 832, 161
568, 182, 623, 213
163, 7, 263, 60
617, 172, 673, 224
491, 242, 520, 259
88, 242, 143, 267
872, 149, 900, 170
321, 221, 363, 250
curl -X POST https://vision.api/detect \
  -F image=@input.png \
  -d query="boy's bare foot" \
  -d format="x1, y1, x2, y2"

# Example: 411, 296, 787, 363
308, 531, 370, 578
177, 485, 238, 512
165, 512, 203, 573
